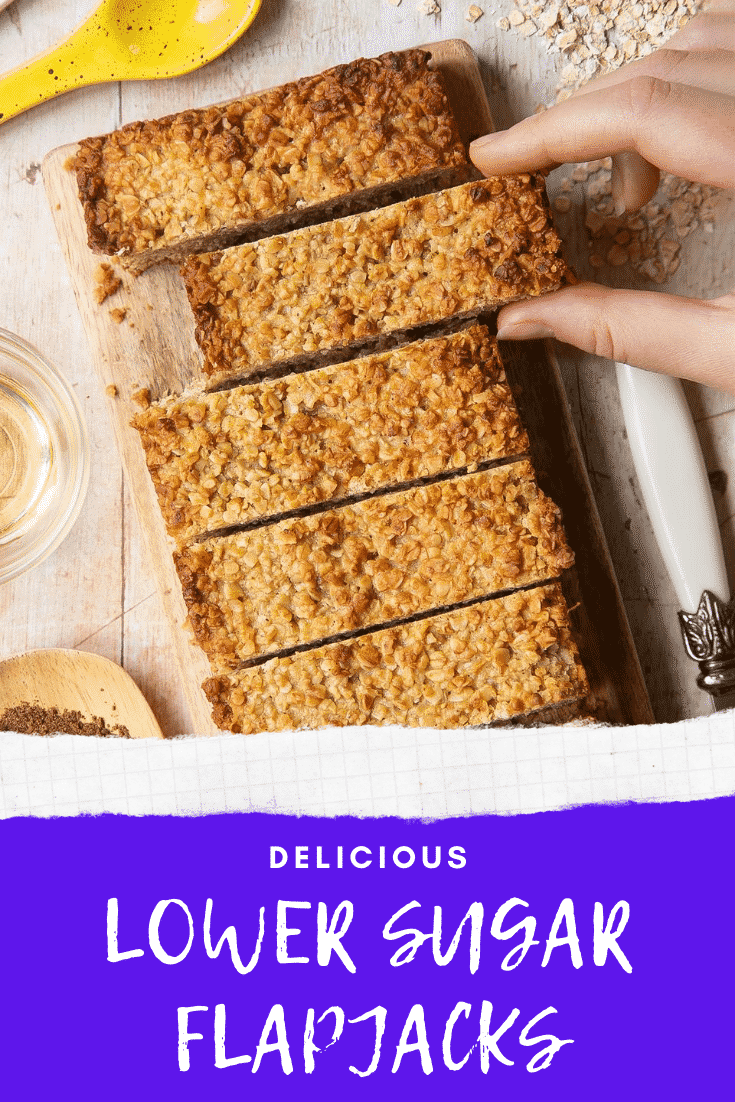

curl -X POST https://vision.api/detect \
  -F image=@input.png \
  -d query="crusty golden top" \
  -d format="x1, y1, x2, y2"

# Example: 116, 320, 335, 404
131, 325, 529, 543
203, 584, 589, 733
74, 50, 468, 262
183, 176, 570, 384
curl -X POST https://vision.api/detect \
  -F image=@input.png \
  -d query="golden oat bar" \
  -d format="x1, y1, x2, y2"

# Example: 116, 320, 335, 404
183, 176, 569, 386
202, 584, 589, 733
132, 325, 529, 544
175, 461, 574, 671
74, 51, 470, 271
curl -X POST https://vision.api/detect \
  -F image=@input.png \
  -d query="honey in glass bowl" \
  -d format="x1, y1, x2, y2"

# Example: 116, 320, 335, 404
0, 329, 90, 583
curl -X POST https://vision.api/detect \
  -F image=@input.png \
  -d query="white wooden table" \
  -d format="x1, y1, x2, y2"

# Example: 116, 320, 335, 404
1, 0, 733, 733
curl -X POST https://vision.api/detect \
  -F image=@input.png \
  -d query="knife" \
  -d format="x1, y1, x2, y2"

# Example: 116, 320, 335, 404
616, 363, 735, 712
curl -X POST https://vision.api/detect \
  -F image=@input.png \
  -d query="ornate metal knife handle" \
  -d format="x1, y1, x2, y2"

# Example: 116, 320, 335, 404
679, 590, 735, 698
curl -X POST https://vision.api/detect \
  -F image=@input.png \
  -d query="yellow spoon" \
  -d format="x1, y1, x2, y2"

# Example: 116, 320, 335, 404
0, 0, 262, 126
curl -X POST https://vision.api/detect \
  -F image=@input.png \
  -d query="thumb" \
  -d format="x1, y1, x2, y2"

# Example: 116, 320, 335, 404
496, 283, 735, 392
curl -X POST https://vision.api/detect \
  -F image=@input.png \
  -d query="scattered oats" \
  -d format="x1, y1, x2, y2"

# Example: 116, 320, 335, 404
109, 307, 127, 324
586, 175, 611, 199
418, 0, 440, 11
554, 195, 572, 213
571, 164, 590, 181
607, 244, 629, 266
560, 177, 573, 192
466, 4, 484, 21
585, 209, 605, 233
520, 18, 538, 35
387, 0, 402, 6
502, 0, 704, 99
628, 239, 643, 262
659, 239, 680, 263
538, 6, 560, 30
105, 384, 118, 398
497, 15, 510, 29
670, 198, 691, 226
577, 161, 714, 284
557, 28, 578, 48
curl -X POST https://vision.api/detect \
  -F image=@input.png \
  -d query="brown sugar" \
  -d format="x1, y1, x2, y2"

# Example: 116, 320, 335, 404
0, 702, 130, 738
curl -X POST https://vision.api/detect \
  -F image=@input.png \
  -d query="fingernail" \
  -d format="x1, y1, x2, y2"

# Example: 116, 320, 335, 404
496, 320, 556, 341
469, 131, 505, 154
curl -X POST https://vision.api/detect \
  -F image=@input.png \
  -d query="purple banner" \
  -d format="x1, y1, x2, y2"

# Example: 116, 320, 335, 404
2, 798, 732, 1097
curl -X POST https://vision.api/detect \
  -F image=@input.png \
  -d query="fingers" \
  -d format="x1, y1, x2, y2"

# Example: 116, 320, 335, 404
570, 48, 735, 99
495, 284, 735, 392
558, 47, 735, 210
469, 79, 735, 191
666, 8, 735, 51
610, 150, 660, 214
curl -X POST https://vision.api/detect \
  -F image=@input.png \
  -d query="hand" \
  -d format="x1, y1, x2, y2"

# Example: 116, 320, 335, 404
469, 1, 735, 392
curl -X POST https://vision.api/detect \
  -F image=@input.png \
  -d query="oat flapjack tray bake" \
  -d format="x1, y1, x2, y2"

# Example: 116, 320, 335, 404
203, 584, 589, 733
183, 176, 570, 387
74, 50, 471, 272
175, 460, 574, 672
72, 42, 587, 731
132, 325, 529, 544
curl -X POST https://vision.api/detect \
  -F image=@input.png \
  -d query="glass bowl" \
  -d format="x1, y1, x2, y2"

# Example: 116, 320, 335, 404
0, 329, 90, 583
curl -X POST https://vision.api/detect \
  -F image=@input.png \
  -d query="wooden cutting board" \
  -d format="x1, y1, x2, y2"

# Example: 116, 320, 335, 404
42, 38, 654, 732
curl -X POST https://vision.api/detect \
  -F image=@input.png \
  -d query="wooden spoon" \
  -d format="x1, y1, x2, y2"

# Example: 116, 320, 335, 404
0, 649, 163, 738
0, 0, 261, 125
